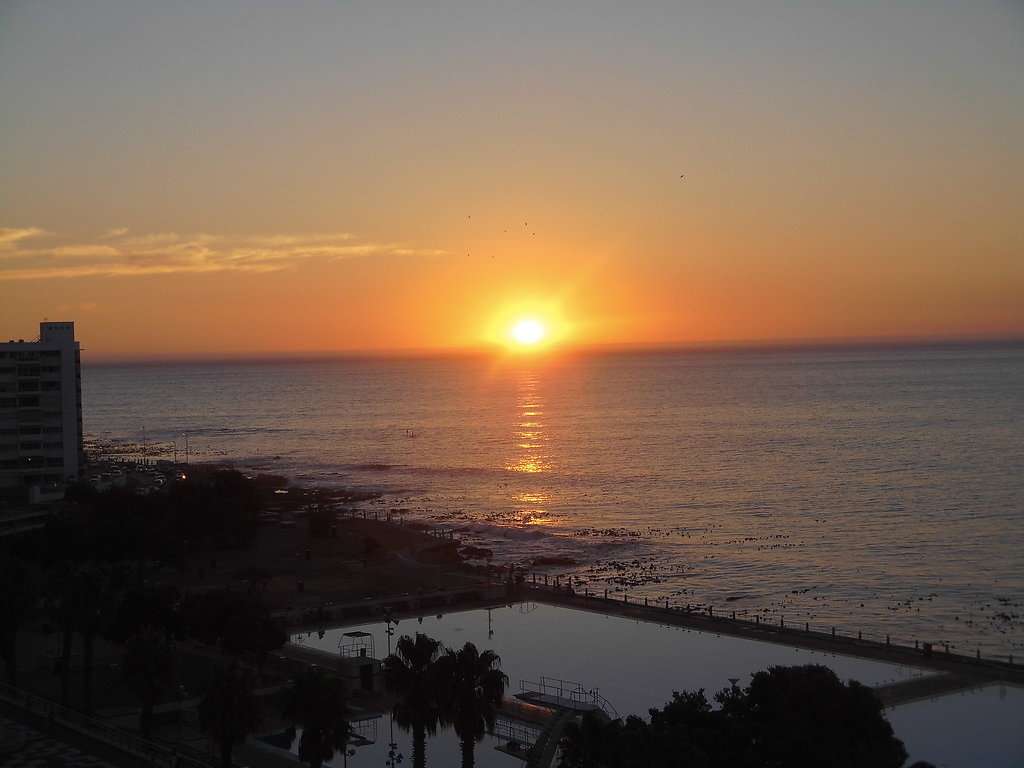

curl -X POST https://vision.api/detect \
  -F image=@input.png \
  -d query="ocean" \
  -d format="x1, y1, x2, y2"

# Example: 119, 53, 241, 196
82, 342, 1024, 658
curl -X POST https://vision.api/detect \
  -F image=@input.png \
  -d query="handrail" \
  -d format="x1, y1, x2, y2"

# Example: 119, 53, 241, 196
0, 680, 217, 768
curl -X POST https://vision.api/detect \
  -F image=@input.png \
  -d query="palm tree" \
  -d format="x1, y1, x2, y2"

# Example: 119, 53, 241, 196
199, 663, 263, 768
0, 554, 40, 686
46, 560, 80, 708
121, 628, 175, 739
382, 633, 447, 768
282, 666, 352, 768
72, 562, 127, 715
440, 642, 508, 768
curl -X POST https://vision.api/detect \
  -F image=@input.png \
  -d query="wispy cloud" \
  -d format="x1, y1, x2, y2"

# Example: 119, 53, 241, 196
0, 227, 439, 281
0, 227, 47, 248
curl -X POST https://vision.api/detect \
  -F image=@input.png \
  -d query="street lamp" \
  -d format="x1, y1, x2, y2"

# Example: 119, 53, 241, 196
385, 617, 398, 657
342, 747, 355, 767
386, 742, 403, 766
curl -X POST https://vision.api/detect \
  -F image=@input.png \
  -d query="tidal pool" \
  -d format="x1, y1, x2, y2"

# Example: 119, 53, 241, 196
275, 602, 1019, 767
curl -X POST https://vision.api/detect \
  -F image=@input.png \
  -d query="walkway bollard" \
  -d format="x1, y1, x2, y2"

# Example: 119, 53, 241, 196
977, 649, 981, 660
645, 597, 648, 607
544, 574, 548, 586
604, 589, 608, 599
858, 631, 862, 640
708, 606, 713, 617
624, 594, 628, 604
755, 615, 760, 625
732, 611, 736, 620
805, 622, 809, 632
665, 597, 669, 610
780, 616, 784, 628
886, 635, 890, 646
832, 626, 836, 637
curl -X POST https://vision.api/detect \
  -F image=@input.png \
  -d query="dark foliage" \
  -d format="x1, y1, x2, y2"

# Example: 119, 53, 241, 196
177, 589, 286, 668
199, 663, 263, 768
167, 469, 262, 549
107, 583, 182, 644
382, 633, 448, 768
558, 665, 907, 768
282, 666, 352, 768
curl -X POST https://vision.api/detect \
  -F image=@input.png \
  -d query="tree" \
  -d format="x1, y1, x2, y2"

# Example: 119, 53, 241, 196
0, 554, 39, 686
440, 642, 507, 768
121, 628, 176, 740
46, 560, 81, 708
199, 663, 263, 768
282, 667, 352, 768
715, 664, 907, 768
70, 562, 128, 715
177, 589, 285, 671
382, 633, 447, 768
557, 665, 907, 768
107, 583, 182, 644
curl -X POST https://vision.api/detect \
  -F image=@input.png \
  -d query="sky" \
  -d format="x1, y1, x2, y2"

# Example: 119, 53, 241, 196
2, 1, 1022, 359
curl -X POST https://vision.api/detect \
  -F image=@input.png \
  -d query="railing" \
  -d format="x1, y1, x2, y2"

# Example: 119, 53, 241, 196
520, 578, 1021, 671
0, 680, 216, 768
520, 676, 619, 720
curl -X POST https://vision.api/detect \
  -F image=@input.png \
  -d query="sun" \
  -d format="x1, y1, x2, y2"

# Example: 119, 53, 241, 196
510, 318, 547, 346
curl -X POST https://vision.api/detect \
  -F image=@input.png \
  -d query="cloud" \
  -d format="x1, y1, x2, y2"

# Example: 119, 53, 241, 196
57, 302, 99, 313
0, 227, 436, 281
0, 227, 47, 250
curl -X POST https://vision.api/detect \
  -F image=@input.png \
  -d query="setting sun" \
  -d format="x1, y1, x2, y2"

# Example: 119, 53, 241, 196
510, 319, 547, 346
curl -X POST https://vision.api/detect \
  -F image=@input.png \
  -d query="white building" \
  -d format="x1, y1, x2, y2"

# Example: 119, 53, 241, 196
0, 321, 84, 500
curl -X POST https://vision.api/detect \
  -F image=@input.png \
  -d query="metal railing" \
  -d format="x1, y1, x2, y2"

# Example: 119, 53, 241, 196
0, 680, 216, 768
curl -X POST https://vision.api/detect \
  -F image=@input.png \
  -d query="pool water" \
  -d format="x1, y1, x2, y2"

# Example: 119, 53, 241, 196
277, 602, 1021, 767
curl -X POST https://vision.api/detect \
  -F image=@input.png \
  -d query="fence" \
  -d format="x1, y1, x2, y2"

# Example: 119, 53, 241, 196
0, 680, 216, 768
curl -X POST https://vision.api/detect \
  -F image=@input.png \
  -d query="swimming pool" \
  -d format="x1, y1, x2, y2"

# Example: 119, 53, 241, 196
279, 602, 1020, 767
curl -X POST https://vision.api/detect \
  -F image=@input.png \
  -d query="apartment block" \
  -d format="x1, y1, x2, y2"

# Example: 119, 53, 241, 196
0, 321, 84, 500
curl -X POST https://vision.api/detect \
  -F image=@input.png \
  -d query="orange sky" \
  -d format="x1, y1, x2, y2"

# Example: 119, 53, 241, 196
2, 2, 1022, 359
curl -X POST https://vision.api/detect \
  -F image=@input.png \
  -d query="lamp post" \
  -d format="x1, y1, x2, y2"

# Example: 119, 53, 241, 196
385, 714, 403, 766
182, 431, 189, 465
385, 743, 403, 766
385, 617, 397, 657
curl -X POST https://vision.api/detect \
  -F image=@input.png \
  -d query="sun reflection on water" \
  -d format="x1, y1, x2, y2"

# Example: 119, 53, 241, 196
505, 368, 552, 475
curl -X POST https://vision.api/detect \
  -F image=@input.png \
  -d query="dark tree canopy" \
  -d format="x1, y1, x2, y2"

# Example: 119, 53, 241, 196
177, 589, 286, 666
558, 665, 907, 768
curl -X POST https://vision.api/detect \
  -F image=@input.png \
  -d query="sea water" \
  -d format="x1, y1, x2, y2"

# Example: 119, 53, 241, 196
82, 342, 1024, 657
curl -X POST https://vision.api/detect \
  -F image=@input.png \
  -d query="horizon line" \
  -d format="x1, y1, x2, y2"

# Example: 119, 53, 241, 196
81, 332, 1024, 366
